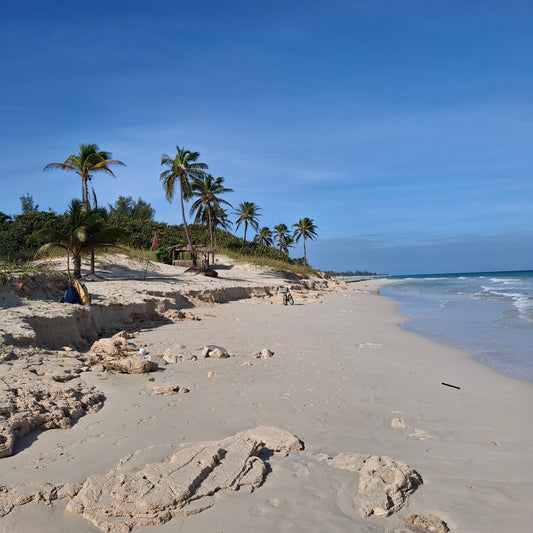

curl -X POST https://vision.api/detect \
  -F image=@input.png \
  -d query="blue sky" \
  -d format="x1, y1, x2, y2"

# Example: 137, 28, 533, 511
1, 0, 532, 274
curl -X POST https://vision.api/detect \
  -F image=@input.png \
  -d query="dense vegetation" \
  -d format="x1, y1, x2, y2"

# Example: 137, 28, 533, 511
0, 143, 320, 277
0, 205, 312, 273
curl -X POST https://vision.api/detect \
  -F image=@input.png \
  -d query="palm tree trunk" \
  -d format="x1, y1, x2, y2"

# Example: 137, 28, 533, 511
303, 236, 307, 266
207, 205, 214, 251
243, 222, 248, 245
180, 186, 197, 266
73, 255, 82, 279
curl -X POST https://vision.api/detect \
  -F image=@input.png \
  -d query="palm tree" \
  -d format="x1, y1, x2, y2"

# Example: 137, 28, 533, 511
190, 174, 233, 251
273, 223, 289, 251
43, 143, 125, 276
292, 218, 318, 266
234, 202, 261, 245
28, 199, 124, 280
160, 146, 208, 266
279, 234, 295, 255
254, 227, 273, 247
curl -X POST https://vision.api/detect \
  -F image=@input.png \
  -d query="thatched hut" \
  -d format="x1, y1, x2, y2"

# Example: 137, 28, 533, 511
167, 245, 215, 268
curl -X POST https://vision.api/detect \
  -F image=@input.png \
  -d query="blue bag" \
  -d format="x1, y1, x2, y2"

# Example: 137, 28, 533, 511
64, 285, 81, 304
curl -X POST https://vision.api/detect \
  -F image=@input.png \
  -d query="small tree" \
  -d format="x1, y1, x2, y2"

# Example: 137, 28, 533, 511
20, 194, 39, 214
29, 199, 124, 280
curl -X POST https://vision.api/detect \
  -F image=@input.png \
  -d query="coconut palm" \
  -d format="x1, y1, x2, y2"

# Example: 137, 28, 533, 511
292, 217, 318, 266
273, 223, 289, 251
28, 199, 125, 280
279, 234, 295, 255
43, 143, 125, 276
254, 227, 273, 247
160, 146, 208, 266
234, 202, 261, 245
190, 174, 233, 251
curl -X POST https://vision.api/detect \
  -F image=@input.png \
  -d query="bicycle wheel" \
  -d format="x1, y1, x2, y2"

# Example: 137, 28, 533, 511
287, 293, 294, 305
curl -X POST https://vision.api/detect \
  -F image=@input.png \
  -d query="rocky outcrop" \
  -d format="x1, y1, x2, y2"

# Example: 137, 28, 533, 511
317, 452, 422, 517
0, 368, 104, 458
403, 514, 450, 532
66, 426, 303, 531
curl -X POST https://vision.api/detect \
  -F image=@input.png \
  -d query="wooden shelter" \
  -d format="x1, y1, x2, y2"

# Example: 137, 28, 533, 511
167, 244, 215, 268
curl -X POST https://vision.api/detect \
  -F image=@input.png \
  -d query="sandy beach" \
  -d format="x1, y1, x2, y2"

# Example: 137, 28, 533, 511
1, 256, 532, 532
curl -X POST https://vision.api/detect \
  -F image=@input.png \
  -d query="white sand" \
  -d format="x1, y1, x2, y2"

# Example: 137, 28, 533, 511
1, 257, 532, 532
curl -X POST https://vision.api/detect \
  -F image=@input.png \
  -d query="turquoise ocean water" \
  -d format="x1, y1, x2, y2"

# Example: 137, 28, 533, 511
380, 271, 533, 383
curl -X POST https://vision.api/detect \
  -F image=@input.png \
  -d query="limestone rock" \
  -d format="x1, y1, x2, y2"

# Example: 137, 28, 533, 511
90, 333, 133, 356
0, 482, 82, 518
201, 345, 230, 359
317, 452, 422, 517
0, 370, 104, 458
112, 355, 158, 374
391, 418, 409, 429
358, 455, 422, 517
66, 426, 303, 531
250, 348, 275, 359
403, 514, 450, 532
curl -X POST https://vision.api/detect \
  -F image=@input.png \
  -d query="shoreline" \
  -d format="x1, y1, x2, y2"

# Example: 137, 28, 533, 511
1, 271, 532, 532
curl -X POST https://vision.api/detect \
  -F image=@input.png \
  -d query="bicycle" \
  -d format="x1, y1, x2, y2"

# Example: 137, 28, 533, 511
278, 287, 294, 305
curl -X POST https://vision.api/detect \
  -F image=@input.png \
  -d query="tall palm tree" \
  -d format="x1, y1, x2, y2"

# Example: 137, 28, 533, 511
43, 143, 125, 276
273, 223, 289, 251
292, 217, 318, 266
190, 174, 233, 251
254, 227, 273, 247
28, 199, 124, 280
160, 146, 208, 266
234, 202, 261, 245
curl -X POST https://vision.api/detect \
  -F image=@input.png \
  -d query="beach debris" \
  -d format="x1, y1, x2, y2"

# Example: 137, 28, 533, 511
207, 371, 217, 378
441, 382, 461, 390
201, 345, 231, 359
402, 513, 450, 532
162, 344, 196, 362
64, 426, 303, 531
0, 369, 104, 458
317, 452, 422, 517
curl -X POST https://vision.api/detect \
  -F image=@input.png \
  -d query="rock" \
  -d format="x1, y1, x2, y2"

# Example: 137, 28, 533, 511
112, 355, 158, 374
207, 371, 217, 378
0, 369, 104, 458
147, 355, 167, 367
391, 418, 409, 429
357, 455, 422, 517
403, 514, 450, 532
90, 335, 132, 356
201, 345, 230, 359
148, 384, 189, 395
250, 348, 274, 359
317, 452, 422, 517
66, 427, 303, 531
260, 349, 274, 359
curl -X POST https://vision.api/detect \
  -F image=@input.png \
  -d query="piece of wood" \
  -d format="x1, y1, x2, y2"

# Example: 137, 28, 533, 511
441, 382, 461, 390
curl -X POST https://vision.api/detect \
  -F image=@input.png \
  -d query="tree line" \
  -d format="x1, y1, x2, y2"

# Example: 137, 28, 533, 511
1, 143, 319, 276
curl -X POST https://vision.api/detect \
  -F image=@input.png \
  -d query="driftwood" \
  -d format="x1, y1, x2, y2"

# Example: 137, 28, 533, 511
441, 382, 461, 390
